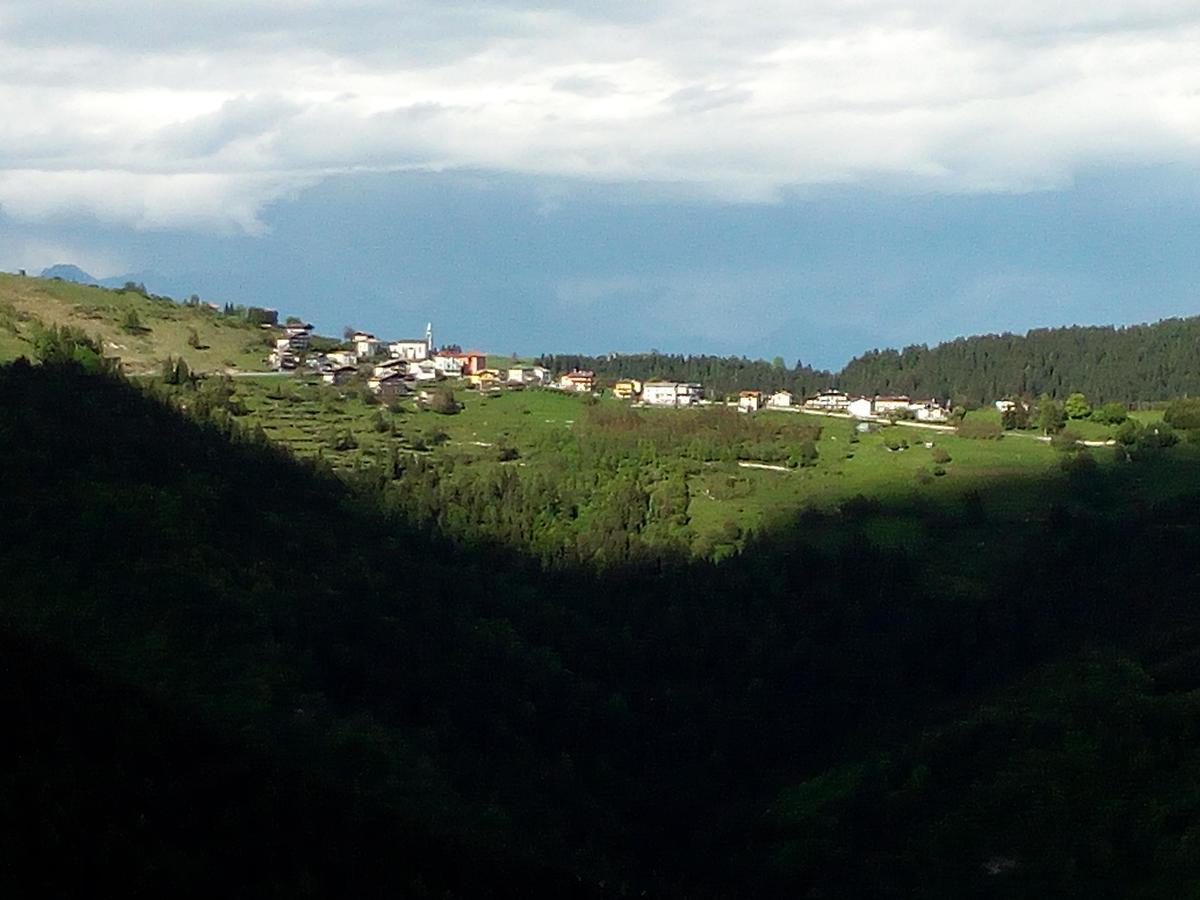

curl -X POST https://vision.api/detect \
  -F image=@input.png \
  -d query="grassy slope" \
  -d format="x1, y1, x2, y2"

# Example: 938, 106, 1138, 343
223, 379, 1081, 552
0, 273, 274, 373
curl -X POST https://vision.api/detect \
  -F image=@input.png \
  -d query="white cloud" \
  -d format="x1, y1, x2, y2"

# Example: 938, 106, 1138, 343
1, 1, 1198, 231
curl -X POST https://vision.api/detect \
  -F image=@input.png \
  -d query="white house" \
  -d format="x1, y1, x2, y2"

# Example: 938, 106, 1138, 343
874, 395, 912, 415
737, 390, 763, 413
323, 365, 356, 385
530, 365, 551, 385
327, 350, 358, 368
353, 332, 383, 360
767, 390, 793, 408
269, 349, 297, 370
847, 397, 875, 418
804, 389, 851, 411
372, 358, 408, 377
558, 370, 595, 393
284, 322, 312, 351
368, 372, 410, 399
642, 381, 703, 407
407, 360, 440, 381
389, 339, 429, 361
432, 354, 465, 377
913, 401, 949, 422
389, 323, 433, 361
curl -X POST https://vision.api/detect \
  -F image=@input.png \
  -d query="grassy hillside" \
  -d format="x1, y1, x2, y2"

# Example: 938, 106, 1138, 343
158, 375, 1193, 563
0, 273, 275, 373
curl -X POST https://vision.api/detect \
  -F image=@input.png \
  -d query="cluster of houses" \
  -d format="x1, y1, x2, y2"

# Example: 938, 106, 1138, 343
269, 320, 562, 399
741, 388, 951, 421
599, 379, 951, 420
266, 322, 948, 421
559, 374, 705, 407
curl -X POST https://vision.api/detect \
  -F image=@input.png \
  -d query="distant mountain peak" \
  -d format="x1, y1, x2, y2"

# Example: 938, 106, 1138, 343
40, 264, 99, 284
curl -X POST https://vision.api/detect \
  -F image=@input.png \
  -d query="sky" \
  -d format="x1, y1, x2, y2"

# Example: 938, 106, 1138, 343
2, 1, 1199, 368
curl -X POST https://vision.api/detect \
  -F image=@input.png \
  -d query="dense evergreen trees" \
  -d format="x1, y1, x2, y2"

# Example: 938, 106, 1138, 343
541, 313, 1200, 404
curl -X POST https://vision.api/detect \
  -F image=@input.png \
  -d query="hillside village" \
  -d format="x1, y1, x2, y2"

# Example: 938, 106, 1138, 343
270, 316, 955, 422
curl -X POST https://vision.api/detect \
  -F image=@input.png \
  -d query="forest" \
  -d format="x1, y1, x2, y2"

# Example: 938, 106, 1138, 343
5, 334, 1200, 896
540, 312, 1200, 405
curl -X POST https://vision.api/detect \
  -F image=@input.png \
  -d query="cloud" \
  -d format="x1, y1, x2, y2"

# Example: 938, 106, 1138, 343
0, 1, 1198, 231
0, 169, 313, 234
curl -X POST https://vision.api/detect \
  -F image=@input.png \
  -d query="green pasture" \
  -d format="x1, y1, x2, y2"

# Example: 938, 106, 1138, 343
205, 376, 1200, 561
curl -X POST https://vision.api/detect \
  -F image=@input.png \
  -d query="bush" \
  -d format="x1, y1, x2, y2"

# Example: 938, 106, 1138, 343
1091, 401, 1128, 425
1064, 392, 1091, 419
1000, 403, 1030, 430
930, 446, 951, 464
789, 440, 818, 467
957, 420, 1002, 440
1136, 425, 1179, 452
1164, 398, 1200, 431
427, 388, 461, 415
1050, 429, 1082, 452
1114, 418, 1142, 446
496, 444, 520, 462
883, 433, 909, 451
121, 308, 146, 334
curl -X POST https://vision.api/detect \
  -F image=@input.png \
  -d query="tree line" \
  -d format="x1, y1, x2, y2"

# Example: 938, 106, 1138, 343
541, 313, 1200, 405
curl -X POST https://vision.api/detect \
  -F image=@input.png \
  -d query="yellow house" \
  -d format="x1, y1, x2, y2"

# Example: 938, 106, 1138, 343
468, 368, 501, 388
613, 378, 643, 400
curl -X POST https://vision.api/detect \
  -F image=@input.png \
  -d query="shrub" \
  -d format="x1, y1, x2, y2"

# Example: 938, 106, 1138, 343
883, 433, 909, 451
1164, 398, 1200, 431
930, 446, 951, 464
329, 430, 358, 451
1136, 425, 1179, 452
120, 308, 146, 334
957, 420, 1002, 440
1050, 429, 1082, 452
789, 440, 819, 467
427, 388, 461, 415
1091, 401, 1128, 425
1000, 403, 1030, 430
1114, 418, 1142, 446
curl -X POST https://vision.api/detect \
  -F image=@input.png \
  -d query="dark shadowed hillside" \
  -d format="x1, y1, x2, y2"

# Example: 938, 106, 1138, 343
5, 359, 1200, 896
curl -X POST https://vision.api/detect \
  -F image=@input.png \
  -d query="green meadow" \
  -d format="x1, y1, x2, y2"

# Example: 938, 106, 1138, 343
193, 375, 1184, 561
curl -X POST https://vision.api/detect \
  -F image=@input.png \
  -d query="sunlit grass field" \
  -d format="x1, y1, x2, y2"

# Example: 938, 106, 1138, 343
0, 274, 273, 373
221, 376, 1178, 557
